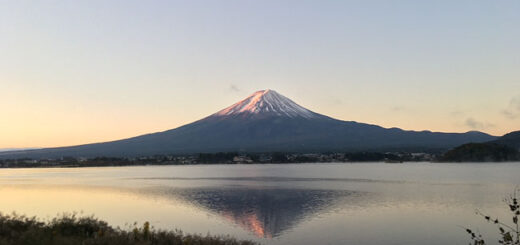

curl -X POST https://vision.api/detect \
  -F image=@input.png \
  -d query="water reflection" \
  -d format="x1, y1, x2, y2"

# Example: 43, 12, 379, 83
3, 163, 520, 245
161, 188, 356, 238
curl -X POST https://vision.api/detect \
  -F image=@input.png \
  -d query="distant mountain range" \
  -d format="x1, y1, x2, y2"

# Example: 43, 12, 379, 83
1, 89, 498, 159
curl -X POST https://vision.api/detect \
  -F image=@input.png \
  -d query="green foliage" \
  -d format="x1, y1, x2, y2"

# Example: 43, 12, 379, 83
0, 212, 257, 245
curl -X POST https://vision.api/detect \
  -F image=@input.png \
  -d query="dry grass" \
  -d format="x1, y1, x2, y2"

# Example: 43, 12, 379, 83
0, 212, 258, 245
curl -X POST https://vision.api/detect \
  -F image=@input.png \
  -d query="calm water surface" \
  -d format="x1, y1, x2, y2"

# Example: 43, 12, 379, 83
1, 162, 519, 245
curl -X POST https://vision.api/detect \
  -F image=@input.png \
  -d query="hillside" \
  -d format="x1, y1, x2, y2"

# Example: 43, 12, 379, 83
440, 130, 520, 162
489, 130, 520, 149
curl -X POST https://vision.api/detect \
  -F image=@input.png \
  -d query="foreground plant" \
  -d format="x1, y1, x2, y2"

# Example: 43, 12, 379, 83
0, 212, 257, 245
464, 189, 520, 245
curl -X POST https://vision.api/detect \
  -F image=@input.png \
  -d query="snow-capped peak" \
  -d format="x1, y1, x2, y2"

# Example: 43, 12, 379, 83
213, 89, 318, 119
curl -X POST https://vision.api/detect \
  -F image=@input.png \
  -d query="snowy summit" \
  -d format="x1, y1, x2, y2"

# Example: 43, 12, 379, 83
213, 89, 318, 119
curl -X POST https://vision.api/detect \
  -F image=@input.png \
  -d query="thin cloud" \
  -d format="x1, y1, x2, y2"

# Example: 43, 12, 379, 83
389, 106, 417, 114
502, 95, 520, 119
465, 117, 495, 130
449, 110, 464, 116
391, 106, 404, 112
331, 98, 342, 105
229, 84, 241, 92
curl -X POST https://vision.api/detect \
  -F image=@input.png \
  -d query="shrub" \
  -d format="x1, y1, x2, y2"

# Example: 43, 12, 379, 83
0, 212, 257, 245
464, 189, 520, 245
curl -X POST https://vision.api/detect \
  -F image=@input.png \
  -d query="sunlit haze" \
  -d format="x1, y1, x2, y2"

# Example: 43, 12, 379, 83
1, 0, 519, 148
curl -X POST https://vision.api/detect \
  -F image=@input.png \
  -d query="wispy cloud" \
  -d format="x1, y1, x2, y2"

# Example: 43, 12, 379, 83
502, 95, 520, 119
391, 106, 404, 112
331, 98, 342, 105
229, 84, 241, 92
449, 110, 464, 116
389, 106, 417, 114
465, 117, 495, 130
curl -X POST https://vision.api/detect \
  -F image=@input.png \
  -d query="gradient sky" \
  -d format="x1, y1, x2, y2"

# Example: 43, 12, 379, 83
1, 0, 519, 148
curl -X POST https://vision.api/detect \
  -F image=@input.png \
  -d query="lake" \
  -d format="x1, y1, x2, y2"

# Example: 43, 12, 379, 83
1, 162, 519, 245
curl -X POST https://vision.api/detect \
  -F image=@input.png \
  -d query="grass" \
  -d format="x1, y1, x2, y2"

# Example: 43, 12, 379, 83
0, 212, 258, 245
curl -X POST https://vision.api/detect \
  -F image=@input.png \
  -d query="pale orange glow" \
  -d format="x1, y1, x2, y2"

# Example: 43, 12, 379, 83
2, 0, 519, 148
220, 211, 271, 238
246, 213, 270, 238
0, 184, 240, 236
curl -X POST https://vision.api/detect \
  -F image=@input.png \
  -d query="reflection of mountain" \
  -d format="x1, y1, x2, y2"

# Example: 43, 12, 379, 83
171, 188, 355, 238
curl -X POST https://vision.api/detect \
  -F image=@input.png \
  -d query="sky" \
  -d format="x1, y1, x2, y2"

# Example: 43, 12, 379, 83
1, 0, 519, 148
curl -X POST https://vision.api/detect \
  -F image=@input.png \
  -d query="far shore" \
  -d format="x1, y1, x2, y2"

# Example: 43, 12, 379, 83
0, 151, 438, 168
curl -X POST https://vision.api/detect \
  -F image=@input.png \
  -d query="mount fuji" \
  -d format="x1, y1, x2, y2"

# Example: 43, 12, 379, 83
1, 89, 496, 158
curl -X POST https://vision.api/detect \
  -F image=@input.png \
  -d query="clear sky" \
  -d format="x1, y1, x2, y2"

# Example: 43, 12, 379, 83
1, 0, 519, 148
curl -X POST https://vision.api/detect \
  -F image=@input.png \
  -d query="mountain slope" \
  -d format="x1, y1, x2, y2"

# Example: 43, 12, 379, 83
488, 130, 520, 149
441, 143, 519, 162
213, 89, 319, 119
440, 131, 520, 162
0, 90, 497, 159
